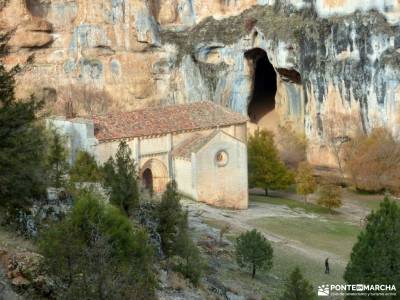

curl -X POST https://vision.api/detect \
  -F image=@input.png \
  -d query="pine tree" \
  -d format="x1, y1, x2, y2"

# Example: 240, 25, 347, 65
174, 210, 203, 285
39, 190, 156, 299
344, 197, 400, 299
281, 267, 315, 300
47, 129, 69, 188
103, 141, 139, 215
69, 150, 101, 183
248, 129, 294, 196
0, 64, 47, 217
157, 180, 182, 256
157, 182, 203, 284
317, 184, 342, 212
296, 162, 317, 203
235, 229, 273, 278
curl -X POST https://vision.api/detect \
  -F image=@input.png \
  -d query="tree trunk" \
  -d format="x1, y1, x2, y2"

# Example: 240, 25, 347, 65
252, 264, 256, 279
67, 256, 73, 288
265, 189, 268, 197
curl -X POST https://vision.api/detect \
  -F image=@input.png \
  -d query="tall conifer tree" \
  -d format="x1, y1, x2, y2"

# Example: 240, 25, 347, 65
0, 65, 47, 216
344, 197, 400, 299
103, 141, 139, 215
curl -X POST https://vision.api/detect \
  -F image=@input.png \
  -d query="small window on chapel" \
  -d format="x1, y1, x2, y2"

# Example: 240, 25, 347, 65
215, 150, 228, 167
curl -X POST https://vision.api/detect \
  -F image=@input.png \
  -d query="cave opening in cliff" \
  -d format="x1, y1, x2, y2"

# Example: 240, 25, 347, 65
26, 0, 49, 18
245, 48, 277, 130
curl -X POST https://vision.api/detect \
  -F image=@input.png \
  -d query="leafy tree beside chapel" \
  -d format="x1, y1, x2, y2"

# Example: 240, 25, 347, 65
248, 129, 294, 195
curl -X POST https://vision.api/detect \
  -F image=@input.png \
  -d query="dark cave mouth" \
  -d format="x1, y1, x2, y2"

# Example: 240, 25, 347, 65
245, 48, 277, 124
26, 0, 50, 18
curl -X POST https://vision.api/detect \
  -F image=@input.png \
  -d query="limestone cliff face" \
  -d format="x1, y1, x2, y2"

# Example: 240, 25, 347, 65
1, 0, 400, 166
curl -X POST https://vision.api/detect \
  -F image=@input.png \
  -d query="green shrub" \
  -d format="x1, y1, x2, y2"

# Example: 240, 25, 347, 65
46, 129, 69, 188
69, 151, 102, 183
317, 184, 342, 212
158, 181, 182, 256
296, 162, 317, 203
280, 267, 315, 300
158, 181, 203, 284
173, 210, 203, 285
103, 141, 139, 215
344, 197, 400, 299
235, 229, 273, 278
39, 190, 156, 299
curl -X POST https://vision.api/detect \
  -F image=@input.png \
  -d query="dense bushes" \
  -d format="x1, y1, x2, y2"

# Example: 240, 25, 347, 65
39, 190, 156, 299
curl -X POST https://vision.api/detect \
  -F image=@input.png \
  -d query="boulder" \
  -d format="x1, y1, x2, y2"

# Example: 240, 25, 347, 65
10, 275, 30, 288
5, 250, 53, 296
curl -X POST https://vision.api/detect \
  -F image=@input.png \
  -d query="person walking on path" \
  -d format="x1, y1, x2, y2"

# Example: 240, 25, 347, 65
325, 258, 330, 274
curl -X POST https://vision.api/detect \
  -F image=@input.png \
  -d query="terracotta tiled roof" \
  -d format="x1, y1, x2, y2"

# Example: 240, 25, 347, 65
92, 101, 248, 142
172, 131, 219, 159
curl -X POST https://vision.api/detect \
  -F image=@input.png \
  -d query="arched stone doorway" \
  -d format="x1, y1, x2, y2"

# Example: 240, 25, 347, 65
140, 159, 169, 193
142, 168, 153, 191
245, 48, 277, 131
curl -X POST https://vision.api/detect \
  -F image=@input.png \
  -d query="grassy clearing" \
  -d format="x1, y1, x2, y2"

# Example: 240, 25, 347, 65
270, 241, 346, 290
249, 216, 360, 259
201, 216, 346, 298
250, 194, 335, 215
198, 193, 385, 298
343, 190, 400, 211
350, 198, 384, 211
347, 196, 388, 211
215, 241, 345, 299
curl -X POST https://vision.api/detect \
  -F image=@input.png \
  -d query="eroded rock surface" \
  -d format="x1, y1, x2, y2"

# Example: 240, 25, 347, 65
1, 0, 400, 165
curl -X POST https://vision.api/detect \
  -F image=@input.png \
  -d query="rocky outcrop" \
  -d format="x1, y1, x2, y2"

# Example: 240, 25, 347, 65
7, 18, 53, 51
1, 0, 400, 165
0, 248, 53, 297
